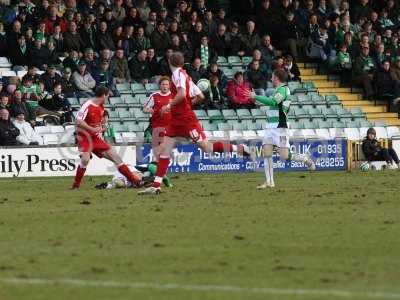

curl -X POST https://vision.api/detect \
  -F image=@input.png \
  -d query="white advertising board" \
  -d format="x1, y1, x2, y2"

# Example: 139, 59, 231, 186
0, 146, 136, 177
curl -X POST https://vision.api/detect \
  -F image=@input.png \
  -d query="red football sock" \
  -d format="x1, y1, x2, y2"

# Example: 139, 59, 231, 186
118, 164, 140, 187
73, 165, 86, 188
212, 141, 234, 153
153, 156, 170, 188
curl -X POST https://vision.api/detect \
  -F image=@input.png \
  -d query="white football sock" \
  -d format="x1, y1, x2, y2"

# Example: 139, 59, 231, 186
264, 157, 274, 184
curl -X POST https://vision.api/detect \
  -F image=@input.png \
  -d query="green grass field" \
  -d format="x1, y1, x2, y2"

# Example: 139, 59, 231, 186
0, 171, 399, 300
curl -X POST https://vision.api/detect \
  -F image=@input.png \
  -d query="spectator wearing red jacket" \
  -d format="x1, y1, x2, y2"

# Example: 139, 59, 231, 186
226, 72, 255, 109
43, 6, 67, 35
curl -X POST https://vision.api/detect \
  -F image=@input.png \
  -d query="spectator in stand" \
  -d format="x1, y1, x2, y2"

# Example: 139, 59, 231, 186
252, 49, 271, 78
245, 60, 268, 95
111, 48, 131, 83
13, 111, 41, 145
63, 21, 84, 52
186, 57, 206, 83
83, 47, 97, 72
373, 43, 387, 70
241, 21, 261, 56
19, 76, 43, 102
281, 11, 300, 59
10, 34, 29, 72
226, 72, 254, 109
39, 83, 72, 123
60, 68, 76, 97
298, 0, 316, 30
171, 34, 192, 62
10, 90, 34, 124
40, 65, 62, 92
0, 93, 9, 111
43, 6, 67, 34
159, 48, 173, 76
124, 7, 145, 29
137, 0, 151, 22
334, 43, 352, 84
188, 21, 206, 50
204, 10, 217, 36
207, 75, 226, 109
112, 0, 126, 22
284, 55, 301, 81
0, 109, 20, 146
150, 21, 171, 56
376, 60, 400, 103
145, 11, 158, 36
353, 46, 376, 100
63, 49, 80, 73
227, 22, 246, 57
72, 61, 96, 97
93, 59, 115, 94
28, 36, 51, 70
259, 35, 276, 67
195, 35, 217, 67
132, 27, 151, 54
362, 127, 400, 169
129, 49, 151, 84
96, 21, 115, 51
256, 0, 275, 38
147, 48, 159, 78
307, 24, 331, 61
206, 62, 228, 88
211, 23, 229, 57
80, 19, 96, 50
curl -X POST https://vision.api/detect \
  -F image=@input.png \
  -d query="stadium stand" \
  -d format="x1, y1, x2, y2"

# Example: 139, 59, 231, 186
0, 0, 399, 148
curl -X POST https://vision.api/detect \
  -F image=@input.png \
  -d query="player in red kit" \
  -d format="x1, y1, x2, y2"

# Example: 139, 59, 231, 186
72, 86, 142, 189
139, 52, 250, 195
143, 76, 172, 161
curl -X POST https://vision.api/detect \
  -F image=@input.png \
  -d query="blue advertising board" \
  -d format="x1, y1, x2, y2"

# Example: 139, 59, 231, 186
136, 139, 347, 173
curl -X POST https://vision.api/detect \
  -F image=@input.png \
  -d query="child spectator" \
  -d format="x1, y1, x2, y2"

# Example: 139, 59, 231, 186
102, 110, 115, 143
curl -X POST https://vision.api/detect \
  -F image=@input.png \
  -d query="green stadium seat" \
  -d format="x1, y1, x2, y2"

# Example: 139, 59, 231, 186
131, 83, 146, 94
116, 83, 131, 94
194, 110, 209, 120
325, 95, 341, 105
331, 120, 346, 128
334, 106, 352, 118
250, 108, 266, 120
79, 97, 89, 105
131, 108, 149, 121
345, 120, 359, 128
228, 56, 242, 67
321, 106, 338, 118
307, 106, 323, 118
290, 121, 303, 129
302, 81, 317, 92
118, 109, 135, 121
223, 68, 235, 78
236, 109, 252, 120
202, 123, 218, 131
217, 123, 233, 131
350, 107, 364, 118
217, 56, 229, 67
297, 94, 313, 105
127, 123, 143, 132
113, 123, 128, 132
232, 122, 247, 130
109, 97, 126, 108
245, 121, 262, 130
289, 95, 299, 105
108, 110, 120, 121
67, 97, 79, 106
222, 109, 238, 120
373, 120, 386, 127
311, 94, 326, 105
301, 119, 316, 129
122, 95, 140, 106
145, 83, 159, 93
241, 56, 252, 65
255, 119, 266, 128
359, 119, 372, 128
232, 67, 245, 73
207, 109, 224, 121
315, 119, 331, 128
294, 107, 309, 118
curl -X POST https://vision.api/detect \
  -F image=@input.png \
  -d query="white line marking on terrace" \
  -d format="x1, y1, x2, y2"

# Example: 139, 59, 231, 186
1, 277, 400, 299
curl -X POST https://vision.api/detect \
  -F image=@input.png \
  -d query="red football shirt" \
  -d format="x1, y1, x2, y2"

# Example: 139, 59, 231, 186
170, 67, 198, 125
144, 91, 172, 128
76, 100, 105, 137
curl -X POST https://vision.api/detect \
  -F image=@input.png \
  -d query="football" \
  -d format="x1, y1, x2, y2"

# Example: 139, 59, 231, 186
196, 79, 211, 92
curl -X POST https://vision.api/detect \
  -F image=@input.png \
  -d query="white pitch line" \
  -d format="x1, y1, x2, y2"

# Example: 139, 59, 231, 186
1, 277, 400, 299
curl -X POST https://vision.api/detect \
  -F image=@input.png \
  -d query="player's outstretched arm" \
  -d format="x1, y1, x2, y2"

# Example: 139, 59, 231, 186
160, 87, 185, 115
244, 90, 278, 107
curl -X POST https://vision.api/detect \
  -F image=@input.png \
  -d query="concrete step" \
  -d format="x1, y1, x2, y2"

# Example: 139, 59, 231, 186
366, 112, 399, 118
299, 69, 317, 76
318, 87, 363, 93
368, 118, 400, 126
301, 75, 328, 80
321, 93, 362, 100
314, 81, 340, 88
342, 100, 376, 106
359, 106, 387, 113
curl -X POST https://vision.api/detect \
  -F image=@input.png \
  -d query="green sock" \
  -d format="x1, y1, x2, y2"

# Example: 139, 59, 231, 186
148, 163, 173, 187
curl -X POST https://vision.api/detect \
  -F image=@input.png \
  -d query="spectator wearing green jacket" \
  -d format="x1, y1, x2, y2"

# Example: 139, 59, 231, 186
353, 46, 376, 99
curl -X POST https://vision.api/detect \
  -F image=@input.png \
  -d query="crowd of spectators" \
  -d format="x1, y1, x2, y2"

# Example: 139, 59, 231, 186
0, 0, 400, 145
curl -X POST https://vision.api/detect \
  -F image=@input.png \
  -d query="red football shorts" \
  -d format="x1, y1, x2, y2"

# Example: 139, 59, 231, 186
166, 122, 206, 142
77, 133, 111, 158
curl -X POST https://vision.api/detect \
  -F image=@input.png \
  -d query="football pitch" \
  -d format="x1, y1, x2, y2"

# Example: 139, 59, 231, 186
0, 171, 399, 300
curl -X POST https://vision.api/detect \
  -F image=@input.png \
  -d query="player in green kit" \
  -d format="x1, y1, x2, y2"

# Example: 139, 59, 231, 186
245, 69, 315, 189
